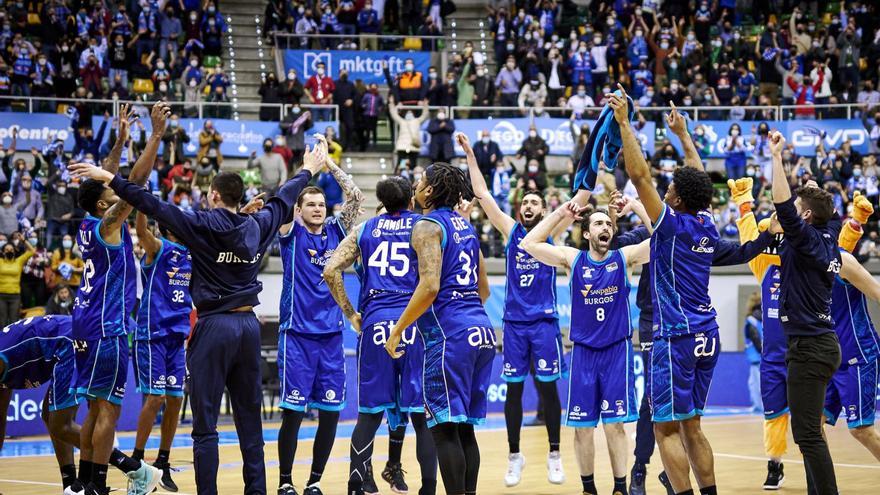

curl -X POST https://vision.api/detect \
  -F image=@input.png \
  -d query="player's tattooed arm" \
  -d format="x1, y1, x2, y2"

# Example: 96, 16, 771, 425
521, 202, 582, 269
609, 84, 663, 223
323, 227, 363, 332
135, 212, 162, 262
386, 221, 442, 359
840, 251, 880, 303
457, 132, 516, 239
320, 142, 364, 231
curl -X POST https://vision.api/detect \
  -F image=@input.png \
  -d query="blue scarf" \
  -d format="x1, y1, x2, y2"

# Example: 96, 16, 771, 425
572, 90, 633, 192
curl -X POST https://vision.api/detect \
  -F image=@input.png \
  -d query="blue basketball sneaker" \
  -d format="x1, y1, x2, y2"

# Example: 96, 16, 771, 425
126, 461, 161, 495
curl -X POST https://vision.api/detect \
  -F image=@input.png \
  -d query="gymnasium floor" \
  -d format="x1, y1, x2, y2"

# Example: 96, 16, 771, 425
1, 409, 877, 494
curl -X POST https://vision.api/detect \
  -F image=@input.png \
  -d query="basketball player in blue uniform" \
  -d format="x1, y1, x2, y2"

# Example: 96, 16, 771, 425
130, 212, 192, 491
70, 138, 327, 495
276, 150, 364, 495
0, 316, 154, 494
324, 177, 438, 495
460, 133, 586, 487
824, 201, 880, 462
608, 86, 778, 495
385, 162, 493, 495
70, 103, 168, 495
522, 201, 651, 495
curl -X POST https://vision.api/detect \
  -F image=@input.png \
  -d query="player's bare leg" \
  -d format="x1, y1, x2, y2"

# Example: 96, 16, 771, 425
655, 421, 692, 493
574, 428, 597, 494
849, 426, 880, 461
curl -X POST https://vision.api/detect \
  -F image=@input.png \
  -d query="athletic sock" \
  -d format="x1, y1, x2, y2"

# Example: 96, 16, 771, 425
132, 448, 145, 461
388, 426, 405, 464
699, 486, 717, 495
347, 480, 363, 495
279, 473, 293, 487
419, 478, 437, 495
110, 448, 142, 473
156, 449, 170, 465
93, 463, 109, 490
614, 475, 628, 494
78, 460, 94, 484
581, 474, 597, 495
60, 464, 77, 489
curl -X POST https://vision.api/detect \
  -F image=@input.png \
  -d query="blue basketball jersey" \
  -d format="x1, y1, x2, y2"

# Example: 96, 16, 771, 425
279, 218, 346, 334
357, 211, 421, 328
0, 315, 73, 389
72, 215, 137, 340
415, 208, 492, 339
504, 223, 558, 322
761, 265, 786, 363
832, 276, 880, 366
136, 239, 193, 341
650, 205, 719, 338
570, 249, 632, 347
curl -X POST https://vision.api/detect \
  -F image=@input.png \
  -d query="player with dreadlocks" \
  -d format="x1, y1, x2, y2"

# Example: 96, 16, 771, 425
385, 160, 494, 495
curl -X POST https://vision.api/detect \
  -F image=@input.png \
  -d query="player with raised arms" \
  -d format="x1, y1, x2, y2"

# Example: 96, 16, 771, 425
384, 162, 493, 495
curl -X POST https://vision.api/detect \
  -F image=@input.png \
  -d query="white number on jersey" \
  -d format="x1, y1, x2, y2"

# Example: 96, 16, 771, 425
172, 290, 185, 303
596, 307, 605, 321
456, 251, 479, 285
519, 274, 534, 287
367, 241, 410, 277
80, 259, 96, 294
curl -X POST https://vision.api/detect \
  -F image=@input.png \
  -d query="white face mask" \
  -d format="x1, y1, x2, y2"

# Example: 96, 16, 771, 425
528, 131, 537, 138
57, 187, 66, 195
481, 137, 490, 144
405, 64, 414, 72
436, 113, 446, 120
2, 196, 11, 205
405, 112, 414, 120
593, 37, 602, 45
316, 67, 325, 75
731, 129, 740, 137
528, 165, 538, 173
661, 42, 669, 50
62, 239, 73, 249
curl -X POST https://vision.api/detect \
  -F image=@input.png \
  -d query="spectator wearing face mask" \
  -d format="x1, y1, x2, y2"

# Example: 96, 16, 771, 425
280, 104, 313, 169
427, 111, 456, 163
357, 2, 379, 50
249, 139, 288, 196
495, 56, 523, 107
470, 64, 495, 117
162, 114, 191, 165
359, 84, 384, 151
568, 41, 593, 92
14, 174, 43, 228
159, 6, 183, 61
20, 234, 49, 310
384, 58, 426, 106
787, 70, 824, 118
197, 120, 224, 168
516, 126, 549, 170
333, 69, 357, 149
389, 99, 429, 170
305, 61, 335, 121
473, 130, 503, 178
518, 78, 547, 115
566, 84, 595, 119
201, 1, 227, 56
0, 192, 17, 236
45, 283, 74, 315
45, 178, 73, 251
724, 123, 748, 179
0, 236, 33, 326
281, 70, 305, 105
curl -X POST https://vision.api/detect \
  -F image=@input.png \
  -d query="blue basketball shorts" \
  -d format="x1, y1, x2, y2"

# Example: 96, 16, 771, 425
132, 334, 186, 397
824, 358, 878, 429
278, 331, 346, 412
0, 334, 78, 412
501, 318, 568, 382
566, 340, 638, 427
357, 321, 424, 414
761, 359, 789, 419
422, 326, 496, 428
73, 336, 129, 405
650, 329, 720, 423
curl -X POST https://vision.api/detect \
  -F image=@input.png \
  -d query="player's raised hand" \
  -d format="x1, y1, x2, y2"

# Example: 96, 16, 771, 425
385, 326, 405, 359
769, 130, 785, 156
455, 197, 477, 219
240, 192, 266, 214
456, 132, 473, 155
117, 103, 134, 143
150, 101, 172, 136
606, 83, 630, 126
665, 101, 688, 136
561, 200, 587, 220
768, 213, 783, 234
726, 177, 754, 206
69, 162, 114, 183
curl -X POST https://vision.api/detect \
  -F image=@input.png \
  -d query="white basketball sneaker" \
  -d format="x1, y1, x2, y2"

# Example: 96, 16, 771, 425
504, 453, 525, 487
547, 451, 565, 484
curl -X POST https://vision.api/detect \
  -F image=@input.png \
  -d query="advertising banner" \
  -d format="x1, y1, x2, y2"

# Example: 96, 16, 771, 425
0, 111, 75, 151
283, 50, 431, 85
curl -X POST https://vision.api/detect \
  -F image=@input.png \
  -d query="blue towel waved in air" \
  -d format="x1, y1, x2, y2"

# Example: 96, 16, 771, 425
572, 90, 634, 193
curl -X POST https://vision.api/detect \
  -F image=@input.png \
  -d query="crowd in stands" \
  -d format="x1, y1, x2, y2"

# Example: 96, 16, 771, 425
0, 0, 232, 116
